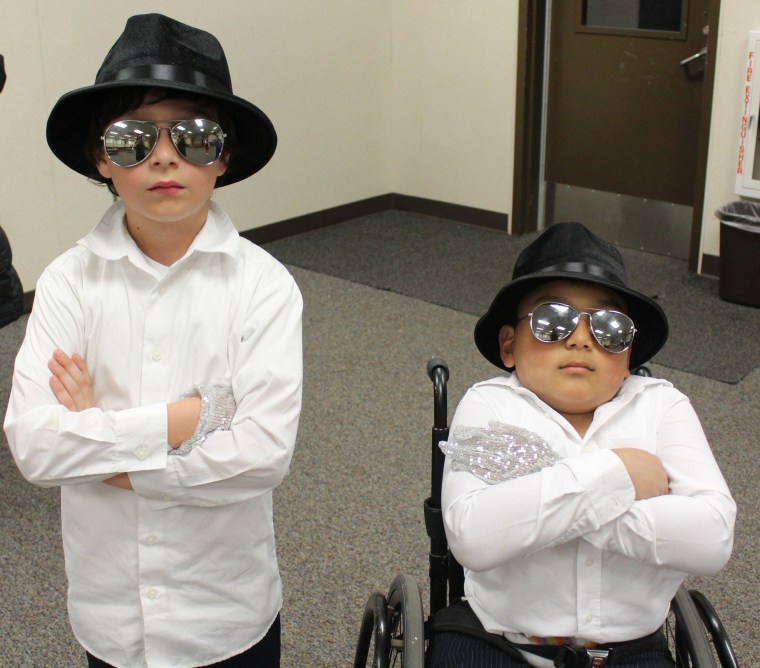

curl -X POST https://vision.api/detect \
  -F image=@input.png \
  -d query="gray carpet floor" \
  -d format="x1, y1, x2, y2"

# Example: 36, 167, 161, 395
1, 212, 757, 667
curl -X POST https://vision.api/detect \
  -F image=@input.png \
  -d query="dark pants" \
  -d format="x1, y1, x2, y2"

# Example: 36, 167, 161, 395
86, 614, 280, 668
426, 631, 675, 668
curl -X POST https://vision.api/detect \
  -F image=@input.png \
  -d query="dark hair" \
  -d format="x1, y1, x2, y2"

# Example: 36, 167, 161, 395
85, 86, 238, 196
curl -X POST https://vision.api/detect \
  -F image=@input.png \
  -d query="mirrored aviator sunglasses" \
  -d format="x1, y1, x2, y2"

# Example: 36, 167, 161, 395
524, 302, 636, 353
101, 119, 226, 167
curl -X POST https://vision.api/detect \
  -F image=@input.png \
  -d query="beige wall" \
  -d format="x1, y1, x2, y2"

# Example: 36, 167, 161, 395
390, 1, 517, 214
0, 1, 751, 289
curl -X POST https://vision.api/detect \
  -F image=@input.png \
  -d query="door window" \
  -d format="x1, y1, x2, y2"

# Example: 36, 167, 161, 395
581, 0, 686, 38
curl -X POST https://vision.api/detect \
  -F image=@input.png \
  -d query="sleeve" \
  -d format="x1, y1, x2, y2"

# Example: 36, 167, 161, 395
128, 263, 303, 509
441, 386, 636, 573
4, 262, 169, 487
582, 392, 736, 576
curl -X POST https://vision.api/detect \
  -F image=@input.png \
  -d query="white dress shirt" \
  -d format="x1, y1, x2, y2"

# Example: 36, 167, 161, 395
5, 201, 303, 668
442, 373, 735, 657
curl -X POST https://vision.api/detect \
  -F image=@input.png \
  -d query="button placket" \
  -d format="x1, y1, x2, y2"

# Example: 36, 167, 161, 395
140, 289, 173, 404
137, 501, 168, 621
576, 541, 603, 637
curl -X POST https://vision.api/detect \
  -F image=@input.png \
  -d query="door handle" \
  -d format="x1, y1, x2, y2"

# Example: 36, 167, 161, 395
680, 46, 707, 66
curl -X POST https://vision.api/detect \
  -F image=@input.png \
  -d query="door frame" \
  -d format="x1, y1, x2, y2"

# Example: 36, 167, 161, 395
511, 0, 721, 272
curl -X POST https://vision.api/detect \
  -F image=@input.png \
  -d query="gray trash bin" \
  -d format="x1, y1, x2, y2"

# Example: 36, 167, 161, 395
716, 202, 760, 307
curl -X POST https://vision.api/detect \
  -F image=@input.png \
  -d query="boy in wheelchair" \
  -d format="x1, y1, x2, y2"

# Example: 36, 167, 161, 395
429, 223, 736, 667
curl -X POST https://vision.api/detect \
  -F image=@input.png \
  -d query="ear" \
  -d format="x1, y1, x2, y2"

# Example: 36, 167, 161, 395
215, 148, 230, 178
498, 324, 516, 369
94, 148, 112, 180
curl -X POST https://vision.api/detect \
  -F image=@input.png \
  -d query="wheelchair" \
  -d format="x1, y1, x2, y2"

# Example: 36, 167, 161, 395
354, 358, 739, 668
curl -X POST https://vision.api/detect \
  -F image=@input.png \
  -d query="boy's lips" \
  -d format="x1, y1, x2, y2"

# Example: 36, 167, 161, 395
560, 361, 593, 371
149, 181, 184, 193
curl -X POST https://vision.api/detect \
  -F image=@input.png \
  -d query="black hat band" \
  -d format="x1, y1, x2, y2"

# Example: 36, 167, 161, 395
534, 262, 625, 286
109, 64, 228, 94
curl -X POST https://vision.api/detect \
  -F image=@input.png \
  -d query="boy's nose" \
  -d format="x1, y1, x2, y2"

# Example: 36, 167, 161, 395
565, 314, 594, 349
151, 128, 179, 164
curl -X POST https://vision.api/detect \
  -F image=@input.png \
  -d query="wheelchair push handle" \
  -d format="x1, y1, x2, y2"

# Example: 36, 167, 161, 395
427, 356, 449, 382
427, 357, 449, 432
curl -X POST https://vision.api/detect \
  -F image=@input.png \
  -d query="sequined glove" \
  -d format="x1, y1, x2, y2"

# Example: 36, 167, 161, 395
439, 421, 560, 484
169, 385, 237, 456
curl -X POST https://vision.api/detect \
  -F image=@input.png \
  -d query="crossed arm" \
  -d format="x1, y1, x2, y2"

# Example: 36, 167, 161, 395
441, 386, 735, 575
47, 348, 201, 490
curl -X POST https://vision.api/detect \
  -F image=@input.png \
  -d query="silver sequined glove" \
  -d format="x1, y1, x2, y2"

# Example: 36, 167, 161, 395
169, 385, 237, 456
439, 421, 560, 484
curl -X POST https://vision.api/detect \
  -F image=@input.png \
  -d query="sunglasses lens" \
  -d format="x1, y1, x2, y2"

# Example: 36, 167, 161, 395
103, 121, 158, 167
590, 310, 635, 353
170, 119, 224, 166
530, 303, 579, 343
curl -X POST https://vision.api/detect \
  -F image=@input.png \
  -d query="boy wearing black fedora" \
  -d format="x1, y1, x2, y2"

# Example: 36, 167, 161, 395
428, 223, 735, 667
5, 14, 301, 668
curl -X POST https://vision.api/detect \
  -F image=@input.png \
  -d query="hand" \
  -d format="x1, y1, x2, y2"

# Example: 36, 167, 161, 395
48, 350, 133, 490
48, 349, 95, 412
167, 397, 202, 449
612, 448, 670, 500
103, 473, 133, 490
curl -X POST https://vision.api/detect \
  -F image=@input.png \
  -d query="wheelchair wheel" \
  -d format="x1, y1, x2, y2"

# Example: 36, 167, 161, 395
668, 586, 720, 668
353, 574, 425, 668
689, 590, 739, 668
386, 574, 425, 667
354, 591, 390, 668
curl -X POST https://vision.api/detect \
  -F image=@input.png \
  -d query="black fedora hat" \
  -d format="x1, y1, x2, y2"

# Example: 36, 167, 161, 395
474, 222, 668, 371
46, 13, 276, 187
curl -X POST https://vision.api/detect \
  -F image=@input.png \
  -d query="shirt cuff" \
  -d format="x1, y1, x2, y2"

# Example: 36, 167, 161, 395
129, 462, 191, 508
113, 403, 168, 472
563, 449, 635, 526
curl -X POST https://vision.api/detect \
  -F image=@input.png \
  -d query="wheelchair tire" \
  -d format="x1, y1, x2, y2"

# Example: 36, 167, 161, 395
386, 574, 426, 668
354, 591, 389, 668
669, 586, 720, 668
689, 590, 739, 668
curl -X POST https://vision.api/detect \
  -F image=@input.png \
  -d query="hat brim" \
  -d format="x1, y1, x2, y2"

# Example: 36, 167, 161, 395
46, 80, 276, 187
474, 272, 669, 371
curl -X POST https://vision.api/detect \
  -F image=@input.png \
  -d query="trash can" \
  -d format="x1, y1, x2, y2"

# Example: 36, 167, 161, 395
716, 201, 760, 308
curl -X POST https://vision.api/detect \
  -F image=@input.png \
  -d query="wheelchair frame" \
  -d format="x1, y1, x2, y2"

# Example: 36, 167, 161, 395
354, 358, 739, 668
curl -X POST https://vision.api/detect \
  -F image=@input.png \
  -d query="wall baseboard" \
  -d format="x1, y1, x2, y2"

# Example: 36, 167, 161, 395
701, 254, 720, 278
240, 193, 509, 245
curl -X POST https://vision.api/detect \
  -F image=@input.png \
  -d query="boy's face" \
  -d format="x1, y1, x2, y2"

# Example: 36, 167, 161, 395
95, 94, 228, 231
498, 280, 632, 433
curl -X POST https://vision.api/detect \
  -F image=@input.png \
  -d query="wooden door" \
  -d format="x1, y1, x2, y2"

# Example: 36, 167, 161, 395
543, 0, 710, 258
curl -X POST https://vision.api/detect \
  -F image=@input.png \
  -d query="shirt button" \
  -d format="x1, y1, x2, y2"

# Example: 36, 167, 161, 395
134, 446, 149, 460
145, 535, 158, 546
151, 349, 163, 361
146, 588, 159, 600
586, 615, 593, 623
586, 558, 594, 567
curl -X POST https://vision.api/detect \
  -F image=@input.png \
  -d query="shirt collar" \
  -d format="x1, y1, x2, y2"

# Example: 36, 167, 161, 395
78, 200, 241, 264
493, 371, 671, 443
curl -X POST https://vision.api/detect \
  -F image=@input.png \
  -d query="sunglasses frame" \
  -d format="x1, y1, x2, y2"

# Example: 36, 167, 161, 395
101, 118, 227, 168
519, 302, 636, 354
